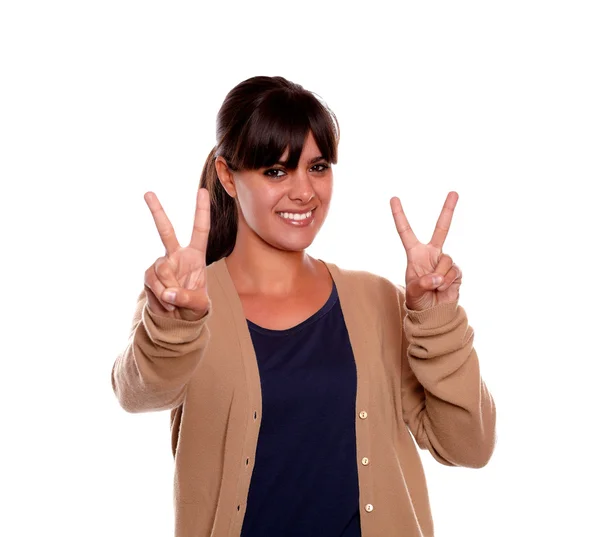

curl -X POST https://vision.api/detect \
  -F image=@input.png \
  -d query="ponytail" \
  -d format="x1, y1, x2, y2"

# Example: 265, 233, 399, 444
199, 147, 238, 266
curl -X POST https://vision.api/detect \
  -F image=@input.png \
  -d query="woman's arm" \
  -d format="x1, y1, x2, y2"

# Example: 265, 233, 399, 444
388, 192, 496, 467
112, 188, 213, 413
111, 289, 211, 413
398, 285, 496, 468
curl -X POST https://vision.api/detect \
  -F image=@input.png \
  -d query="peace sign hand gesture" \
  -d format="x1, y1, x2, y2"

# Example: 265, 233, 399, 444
391, 192, 463, 311
143, 188, 211, 321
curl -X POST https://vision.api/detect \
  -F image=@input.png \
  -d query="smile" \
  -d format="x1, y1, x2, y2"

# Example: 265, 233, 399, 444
277, 210, 313, 221
276, 208, 316, 227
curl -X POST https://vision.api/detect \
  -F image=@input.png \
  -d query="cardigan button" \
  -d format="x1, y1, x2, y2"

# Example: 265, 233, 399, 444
359, 410, 368, 419
365, 504, 374, 512
361, 457, 370, 466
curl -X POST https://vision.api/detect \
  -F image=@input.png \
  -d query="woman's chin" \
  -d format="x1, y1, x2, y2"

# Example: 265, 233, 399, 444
269, 236, 316, 252
266, 221, 322, 252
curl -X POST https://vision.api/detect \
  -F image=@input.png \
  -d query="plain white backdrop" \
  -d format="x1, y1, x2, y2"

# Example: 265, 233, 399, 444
1, 1, 599, 535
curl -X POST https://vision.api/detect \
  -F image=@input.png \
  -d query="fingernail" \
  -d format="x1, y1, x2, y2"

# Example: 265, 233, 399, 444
432, 275, 443, 286
163, 291, 176, 303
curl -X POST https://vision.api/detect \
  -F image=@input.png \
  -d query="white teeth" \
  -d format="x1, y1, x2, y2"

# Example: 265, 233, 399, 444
278, 210, 312, 221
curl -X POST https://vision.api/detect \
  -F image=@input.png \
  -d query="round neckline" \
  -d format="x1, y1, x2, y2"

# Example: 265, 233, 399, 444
246, 282, 338, 337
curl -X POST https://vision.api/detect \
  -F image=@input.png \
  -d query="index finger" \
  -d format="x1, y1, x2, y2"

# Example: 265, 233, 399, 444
189, 188, 211, 253
144, 191, 181, 255
429, 191, 459, 249
390, 196, 419, 251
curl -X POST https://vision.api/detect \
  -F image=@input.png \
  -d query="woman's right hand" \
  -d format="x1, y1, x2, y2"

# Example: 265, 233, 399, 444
143, 188, 212, 321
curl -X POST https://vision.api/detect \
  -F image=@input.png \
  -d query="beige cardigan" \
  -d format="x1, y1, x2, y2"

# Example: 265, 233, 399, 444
111, 257, 496, 537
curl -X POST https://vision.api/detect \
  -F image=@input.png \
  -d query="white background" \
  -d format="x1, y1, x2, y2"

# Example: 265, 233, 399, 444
1, 1, 599, 535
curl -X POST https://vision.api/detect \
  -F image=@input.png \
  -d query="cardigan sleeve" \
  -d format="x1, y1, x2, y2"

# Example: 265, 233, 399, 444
111, 289, 212, 413
397, 285, 496, 468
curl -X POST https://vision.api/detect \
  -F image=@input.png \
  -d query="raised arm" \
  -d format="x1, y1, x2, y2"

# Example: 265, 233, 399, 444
398, 286, 496, 468
390, 192, 496, 467
111, 188, 213, 413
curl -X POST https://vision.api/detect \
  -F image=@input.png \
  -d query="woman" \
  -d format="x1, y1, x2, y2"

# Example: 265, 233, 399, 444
111, 75, 496, 537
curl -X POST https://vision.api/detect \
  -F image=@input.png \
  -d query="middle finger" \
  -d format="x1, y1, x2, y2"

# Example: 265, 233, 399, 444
429, 192, 458, 249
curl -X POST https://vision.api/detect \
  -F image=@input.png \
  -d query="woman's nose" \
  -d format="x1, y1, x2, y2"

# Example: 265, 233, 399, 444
289, 171, 315, 204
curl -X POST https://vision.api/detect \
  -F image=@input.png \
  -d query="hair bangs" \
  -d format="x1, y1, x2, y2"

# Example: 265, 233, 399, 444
231, 90, 338, 171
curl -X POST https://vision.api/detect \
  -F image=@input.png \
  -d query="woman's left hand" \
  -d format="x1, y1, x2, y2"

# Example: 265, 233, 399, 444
390, 191, 463, 311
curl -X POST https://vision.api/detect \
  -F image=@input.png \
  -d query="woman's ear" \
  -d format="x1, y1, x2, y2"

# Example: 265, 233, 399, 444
215, 156, 237, 198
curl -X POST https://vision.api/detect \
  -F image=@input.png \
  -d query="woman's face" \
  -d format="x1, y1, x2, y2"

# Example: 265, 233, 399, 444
225, 131, 334, 253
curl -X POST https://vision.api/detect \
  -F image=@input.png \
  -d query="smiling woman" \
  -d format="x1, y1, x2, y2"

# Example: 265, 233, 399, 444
111, 75, 496, 537
200, 75, 339, 265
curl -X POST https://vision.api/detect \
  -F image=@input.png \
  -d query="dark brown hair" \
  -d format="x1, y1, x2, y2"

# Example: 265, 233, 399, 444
199, 76, 340, 265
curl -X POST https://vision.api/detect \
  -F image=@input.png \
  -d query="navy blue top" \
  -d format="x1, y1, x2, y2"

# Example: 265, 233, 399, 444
240, 282, 362, 537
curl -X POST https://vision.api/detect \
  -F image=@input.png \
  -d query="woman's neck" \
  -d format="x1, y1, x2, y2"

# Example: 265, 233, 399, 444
224, 246, 320, 297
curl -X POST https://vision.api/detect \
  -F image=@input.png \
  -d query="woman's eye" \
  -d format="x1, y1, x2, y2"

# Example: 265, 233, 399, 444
311, 163, 330, 172
264, 168, 286, 178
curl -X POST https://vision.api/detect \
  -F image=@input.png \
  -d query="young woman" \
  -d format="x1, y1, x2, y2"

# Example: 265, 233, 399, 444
111, 75, 496, 537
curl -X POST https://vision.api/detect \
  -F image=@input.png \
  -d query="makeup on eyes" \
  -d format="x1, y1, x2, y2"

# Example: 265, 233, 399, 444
263, 161, 330, 178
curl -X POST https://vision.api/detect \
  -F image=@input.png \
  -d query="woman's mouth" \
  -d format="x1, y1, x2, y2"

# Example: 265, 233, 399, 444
276, 208, 316, 227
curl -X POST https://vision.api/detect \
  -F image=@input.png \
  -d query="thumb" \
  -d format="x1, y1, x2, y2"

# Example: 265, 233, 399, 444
162, 286, 211, 320
405, 273, 444, 299
428, 273, 444, 289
